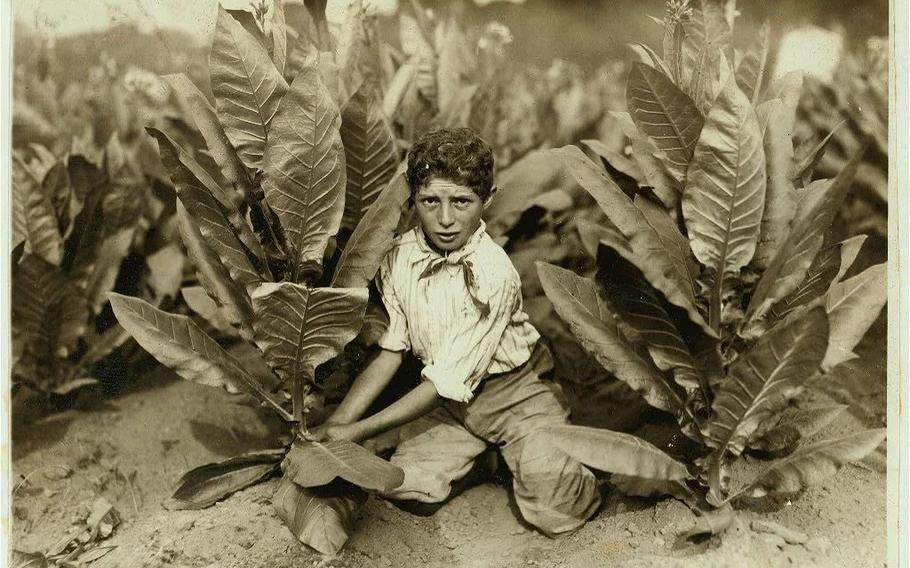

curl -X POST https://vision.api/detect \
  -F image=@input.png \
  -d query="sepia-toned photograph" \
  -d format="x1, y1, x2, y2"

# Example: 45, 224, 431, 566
4, 0, 900, 566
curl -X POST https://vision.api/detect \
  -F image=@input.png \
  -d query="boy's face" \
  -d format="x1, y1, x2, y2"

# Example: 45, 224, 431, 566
414, 178, 487, 252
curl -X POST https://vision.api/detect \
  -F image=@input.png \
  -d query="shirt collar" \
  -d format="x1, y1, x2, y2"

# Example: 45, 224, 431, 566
411, 220, 488, 265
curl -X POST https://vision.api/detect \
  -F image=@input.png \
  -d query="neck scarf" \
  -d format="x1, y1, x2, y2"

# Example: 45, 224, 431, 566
412, 221, 491, 318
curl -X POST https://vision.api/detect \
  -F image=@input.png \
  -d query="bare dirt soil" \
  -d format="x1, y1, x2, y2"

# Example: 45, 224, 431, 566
11, 313, 886, 568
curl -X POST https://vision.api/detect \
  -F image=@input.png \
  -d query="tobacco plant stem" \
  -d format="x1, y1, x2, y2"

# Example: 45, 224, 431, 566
709, 287, 722, 335
292, 377, 306, 436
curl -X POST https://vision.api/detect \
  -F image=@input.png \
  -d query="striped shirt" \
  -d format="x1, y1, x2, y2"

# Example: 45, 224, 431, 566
376, 220, 541, 403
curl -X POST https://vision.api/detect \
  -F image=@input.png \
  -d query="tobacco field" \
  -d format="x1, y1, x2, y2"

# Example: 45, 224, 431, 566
10, 1, 889, 567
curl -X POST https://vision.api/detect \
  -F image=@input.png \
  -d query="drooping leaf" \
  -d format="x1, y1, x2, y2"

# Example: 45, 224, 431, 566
733, 429, 886, 499
271, 0, 288, 74
682, 79, 766, 331
211, 5, 289, 170
679, 505, 736, 539
176, 204, 255, 338
596, 247, 703, 394
249, 283, 368, 383
703, 307, 829, 456
750, 405, 848, 452
262, 63, 346, 278
274, 475, 365, 555
555, 146, 712, 335
284, 439, 404, 491
745, 147, 865, 323
332, 175, 409, 289
163, 74, 253, 199
626, 62, 704, 184
169, 450, 284, 510
822, 263, 887, 370
339, 84, 399, 232
148, 127, 269, 276
734, 21, 770, 104
539, 425, 689, 481
764, 242, 842, 326
635, 195, 700, 299
108, 293, 290, 420
581, 139, 644, 186
536, 262, 694, 426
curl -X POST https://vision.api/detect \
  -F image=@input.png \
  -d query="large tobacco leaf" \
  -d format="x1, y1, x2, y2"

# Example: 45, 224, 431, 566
596, 247, 702, 394
536, 262, 697, 433
148, 127, 267, 271
682, 79, 766, 331
21, 164, 64, 266
332, 174, 410, 289
270, 0, 288, 74
733, 429, 886, 499
164, 74, 253, 198
210, 5, 289, 170
751, 74, 804, 269
539, 425, 689, 481
169, 450, 284, 510
763, 243, 842, 327
274, 476, 366, 555
626, 62, 704, 184
109, 293, 290, 419
176, 204, 255, 337
262, 64, 346, 278
822, 263, 887, 370
555, 146, 712, 335
249, 283, 368, 383
703, 307, 828, 457
635, 196, 700, 301
339, 84, 399, 232
284, 439, 404, 491
679, 0, 732, 113
745, 148, 864, 323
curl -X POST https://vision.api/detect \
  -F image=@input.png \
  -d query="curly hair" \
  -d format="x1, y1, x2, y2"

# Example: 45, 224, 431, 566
406, 127, 495, 201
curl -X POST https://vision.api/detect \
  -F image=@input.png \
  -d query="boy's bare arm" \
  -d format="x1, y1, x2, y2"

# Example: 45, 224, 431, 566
346, 381, 442, 442
327, 348, 404, 424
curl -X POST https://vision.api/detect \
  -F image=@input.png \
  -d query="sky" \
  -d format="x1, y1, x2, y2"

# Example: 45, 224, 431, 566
12, 0, 401, 39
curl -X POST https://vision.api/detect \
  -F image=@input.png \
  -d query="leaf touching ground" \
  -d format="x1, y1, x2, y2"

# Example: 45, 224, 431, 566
164, 74, 253, 198
339, 84, 399, 232
745, 147, 865, 323
626, 62, 704, 184
539, 425, 689, 481
170, 450, 284, 509
750, 405, 848, 452
108, 293, 290, 420
536, 262, 689, 420
333, 174, 409, 289
284, 439, 404, 491
703, 307, 829, 456
823, 263, 886, 370
682, 79, 766, 332
734, 21, 770, 104
735, 429, 886, 499
211, 5, 289, 170
274, 476, 365, 555
148, 127, 268, 276
176, 204, 255, 338
679, 506, 736, 540
555, 146, 712, 335
250, 283, 368, 383
262, 63, 346, 277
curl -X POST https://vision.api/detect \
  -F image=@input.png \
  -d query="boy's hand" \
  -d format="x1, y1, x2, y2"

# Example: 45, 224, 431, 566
306, 421, 362, 443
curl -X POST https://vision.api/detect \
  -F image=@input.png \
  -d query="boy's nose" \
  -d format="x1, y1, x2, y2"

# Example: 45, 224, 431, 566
438, 205, 454, 227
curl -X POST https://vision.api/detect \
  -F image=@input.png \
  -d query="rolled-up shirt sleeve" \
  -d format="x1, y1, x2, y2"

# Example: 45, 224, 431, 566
421, 275, 521, 403
375, 254, 411, 352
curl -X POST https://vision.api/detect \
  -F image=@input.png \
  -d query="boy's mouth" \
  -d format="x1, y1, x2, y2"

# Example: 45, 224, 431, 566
436, 232, 459, 243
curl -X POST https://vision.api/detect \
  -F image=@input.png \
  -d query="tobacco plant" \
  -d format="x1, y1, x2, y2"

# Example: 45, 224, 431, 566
11, 137, 182, 398
536, 0, 886, 531
109, 1, 408, 555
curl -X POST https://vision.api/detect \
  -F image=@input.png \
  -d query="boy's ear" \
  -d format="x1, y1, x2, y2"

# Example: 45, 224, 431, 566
482, 186, 498, 210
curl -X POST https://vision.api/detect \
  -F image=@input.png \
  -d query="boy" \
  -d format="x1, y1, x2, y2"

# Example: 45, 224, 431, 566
310, 127, 600, 537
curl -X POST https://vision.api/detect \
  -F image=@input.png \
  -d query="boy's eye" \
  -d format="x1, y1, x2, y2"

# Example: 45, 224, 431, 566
453, 198, 472, 207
